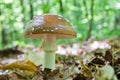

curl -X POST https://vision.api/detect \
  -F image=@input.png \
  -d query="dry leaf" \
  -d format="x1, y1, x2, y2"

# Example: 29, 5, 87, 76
0, 60, 37, 71
80, 61, 92, 78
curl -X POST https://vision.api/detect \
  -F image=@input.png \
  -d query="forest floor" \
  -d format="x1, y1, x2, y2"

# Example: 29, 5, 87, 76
0, 38, 120, 80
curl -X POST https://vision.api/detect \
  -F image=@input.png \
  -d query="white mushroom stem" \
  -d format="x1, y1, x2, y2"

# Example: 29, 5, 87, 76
43, 34, 57, 70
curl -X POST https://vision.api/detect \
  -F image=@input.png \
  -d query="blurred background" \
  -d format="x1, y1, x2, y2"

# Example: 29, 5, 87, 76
0, 0, 120, 50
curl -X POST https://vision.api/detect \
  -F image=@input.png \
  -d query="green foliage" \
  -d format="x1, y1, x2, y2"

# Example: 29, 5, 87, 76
0, 0, 120, 49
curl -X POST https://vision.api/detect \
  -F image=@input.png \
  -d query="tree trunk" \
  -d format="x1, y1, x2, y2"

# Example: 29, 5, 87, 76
83, 0, 88, 18
86, 0, 94, 40
0, 6, 2, 49
2, 28, 8, 46
1, 2, 8, 47
74, 0, 76, 6
59, 0, 64, 13
29, 0, 33, 19
114, 16, 120, 30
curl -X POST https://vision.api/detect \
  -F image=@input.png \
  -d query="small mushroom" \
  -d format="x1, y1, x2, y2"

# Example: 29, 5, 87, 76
24, 14, 76, 70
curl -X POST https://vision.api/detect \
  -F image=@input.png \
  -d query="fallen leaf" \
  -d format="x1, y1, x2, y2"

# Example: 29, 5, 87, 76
80, 61, 92, 78
0, 60, 37, 71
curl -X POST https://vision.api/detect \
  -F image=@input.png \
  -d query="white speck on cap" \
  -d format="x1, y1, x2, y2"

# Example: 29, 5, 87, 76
55, 28, 58, 30
43, 29, 46, 31
47, 29, 49, 31
58, 17, 62, 20
51, 30, 54, 32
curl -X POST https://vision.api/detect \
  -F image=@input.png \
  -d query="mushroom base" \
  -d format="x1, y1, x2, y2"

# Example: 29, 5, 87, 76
43, 34, 57, 69
44, 52, 55, 69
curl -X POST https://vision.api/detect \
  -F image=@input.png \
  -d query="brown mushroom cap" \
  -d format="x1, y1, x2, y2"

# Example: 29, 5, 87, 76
24, 14, 76, 39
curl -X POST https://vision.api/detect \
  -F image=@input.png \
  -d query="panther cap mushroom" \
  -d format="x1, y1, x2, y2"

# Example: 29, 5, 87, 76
24, 14, 76, 38
24, 14, 76, 69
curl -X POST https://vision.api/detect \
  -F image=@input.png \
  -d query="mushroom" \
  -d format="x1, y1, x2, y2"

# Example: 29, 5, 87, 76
24, 14, 76, 70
